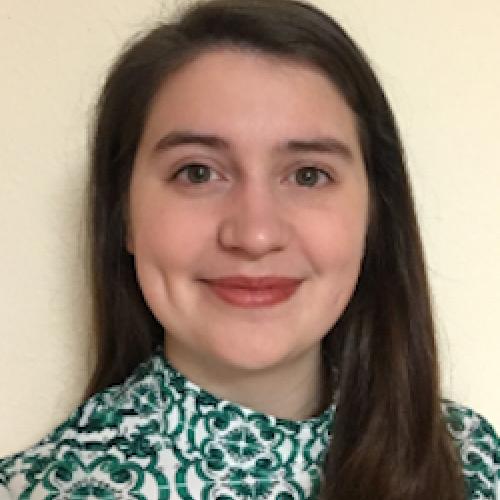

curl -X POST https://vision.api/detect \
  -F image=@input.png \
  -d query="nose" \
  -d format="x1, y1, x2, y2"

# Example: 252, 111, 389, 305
217, 183, 291, 259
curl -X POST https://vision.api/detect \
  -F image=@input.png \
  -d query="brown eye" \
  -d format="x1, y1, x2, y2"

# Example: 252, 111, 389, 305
295, 166, 332, 187
172, 163, 214, 184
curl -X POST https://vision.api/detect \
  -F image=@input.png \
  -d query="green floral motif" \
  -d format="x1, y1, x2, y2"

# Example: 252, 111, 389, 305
0, 354, 498, 499
41, 451, 149, 500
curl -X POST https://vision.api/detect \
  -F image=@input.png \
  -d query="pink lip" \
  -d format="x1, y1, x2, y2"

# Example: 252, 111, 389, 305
202, 276, 303, 307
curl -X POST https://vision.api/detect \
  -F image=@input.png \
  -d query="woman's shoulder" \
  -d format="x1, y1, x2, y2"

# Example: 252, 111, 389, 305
442, 399, 499, 499
0, 356, 161, 498
0, 385, 124, 495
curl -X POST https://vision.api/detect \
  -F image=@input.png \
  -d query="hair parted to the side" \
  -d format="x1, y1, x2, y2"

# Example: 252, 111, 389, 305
86, 1, 465, 498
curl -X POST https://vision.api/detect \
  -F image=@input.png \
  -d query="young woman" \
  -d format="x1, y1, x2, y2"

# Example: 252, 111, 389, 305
1, 1, 498, 499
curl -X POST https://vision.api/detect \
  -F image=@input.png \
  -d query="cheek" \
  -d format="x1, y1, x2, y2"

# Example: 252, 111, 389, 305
130, 195, 217, 279
130, 201, 215, 325
302, 196, 368, 273
309, 226, 364, 280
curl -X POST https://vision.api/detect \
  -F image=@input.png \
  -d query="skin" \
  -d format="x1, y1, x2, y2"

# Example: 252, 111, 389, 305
127, 49, 369, 420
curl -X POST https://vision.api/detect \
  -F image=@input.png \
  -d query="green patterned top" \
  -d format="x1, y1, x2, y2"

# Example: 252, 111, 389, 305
0, 353, 498, 499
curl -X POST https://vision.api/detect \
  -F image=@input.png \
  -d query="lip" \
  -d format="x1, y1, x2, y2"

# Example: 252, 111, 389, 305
201, 276, 303, 307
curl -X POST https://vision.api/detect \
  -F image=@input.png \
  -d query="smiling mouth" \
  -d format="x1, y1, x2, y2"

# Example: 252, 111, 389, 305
201, 277, 303, 308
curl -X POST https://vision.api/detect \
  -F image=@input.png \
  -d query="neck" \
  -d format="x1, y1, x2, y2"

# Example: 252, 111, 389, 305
164, 339, 328, 420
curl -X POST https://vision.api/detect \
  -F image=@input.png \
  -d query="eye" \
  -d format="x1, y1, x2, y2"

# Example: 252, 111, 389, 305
170, 162, 220, 184
293, 165, 333, 187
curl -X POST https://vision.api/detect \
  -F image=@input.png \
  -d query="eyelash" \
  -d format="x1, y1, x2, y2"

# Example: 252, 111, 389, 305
170, 162, 334, 187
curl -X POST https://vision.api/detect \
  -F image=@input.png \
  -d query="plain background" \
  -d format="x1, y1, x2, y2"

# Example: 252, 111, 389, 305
1, 0, 498, 456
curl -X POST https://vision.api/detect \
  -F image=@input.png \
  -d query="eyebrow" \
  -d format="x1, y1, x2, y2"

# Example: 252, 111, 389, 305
283, 138, 353, 161
153, 131, 354, 161
154, 131, 230, 152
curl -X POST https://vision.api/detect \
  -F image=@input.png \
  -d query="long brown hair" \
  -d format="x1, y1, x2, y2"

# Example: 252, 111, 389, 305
86, 1, 465, 498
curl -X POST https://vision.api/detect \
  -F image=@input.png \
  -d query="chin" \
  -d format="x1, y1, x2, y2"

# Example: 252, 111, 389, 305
205, 338, 301, 373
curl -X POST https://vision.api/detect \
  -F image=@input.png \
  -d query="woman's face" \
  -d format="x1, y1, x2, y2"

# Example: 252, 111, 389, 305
128, 49, 369, 373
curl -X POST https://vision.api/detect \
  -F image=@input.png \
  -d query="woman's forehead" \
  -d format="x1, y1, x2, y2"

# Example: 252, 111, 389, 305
140, 48, 362, 159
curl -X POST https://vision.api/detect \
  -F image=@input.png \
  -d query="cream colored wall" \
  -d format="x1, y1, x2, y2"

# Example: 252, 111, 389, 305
0, 0, 498, 456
